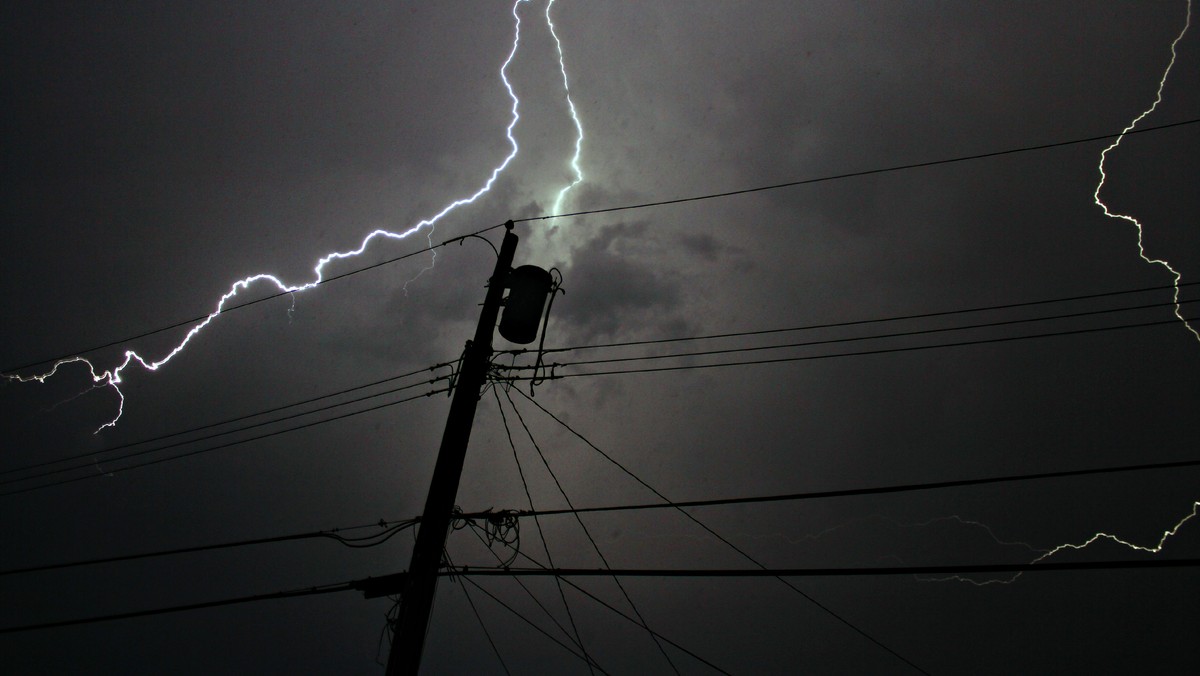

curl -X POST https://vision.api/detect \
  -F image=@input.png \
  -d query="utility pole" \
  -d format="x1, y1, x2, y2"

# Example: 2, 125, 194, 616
386, 220, 519, 675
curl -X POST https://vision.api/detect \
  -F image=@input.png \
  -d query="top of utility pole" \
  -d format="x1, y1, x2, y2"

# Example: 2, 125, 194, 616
385, 220, 526, 675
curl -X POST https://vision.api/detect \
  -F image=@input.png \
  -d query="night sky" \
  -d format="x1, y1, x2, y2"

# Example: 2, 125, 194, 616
2, 1, 1198, 674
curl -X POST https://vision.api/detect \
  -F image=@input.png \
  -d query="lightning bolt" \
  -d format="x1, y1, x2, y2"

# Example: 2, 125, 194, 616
1093, 0, 1198, 343
928, 501, 1199, 586
1032, 500, 1199, 561
918, 0, 1200, 589
547, 0, 586, 216
4, 0, 536, 431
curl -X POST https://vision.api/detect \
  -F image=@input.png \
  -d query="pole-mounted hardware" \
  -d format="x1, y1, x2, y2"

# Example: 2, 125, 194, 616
385, 219, 560, 674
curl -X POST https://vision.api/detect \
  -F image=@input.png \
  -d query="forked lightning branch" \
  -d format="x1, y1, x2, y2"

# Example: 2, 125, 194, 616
3, 0, 584, 432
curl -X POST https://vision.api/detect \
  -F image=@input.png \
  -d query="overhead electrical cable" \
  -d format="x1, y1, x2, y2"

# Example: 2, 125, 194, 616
0, 582, 356, 634
15, 280, 1186, 482
459, 456, 1200, 520
500, 281, 1199, 356
515, 118, 1199, 223
463, 520, 733, 675
510, 388, 930, 676
503, 317, 1194, 381
0, 518, 418, 577
9, 558, 1188, 636
2, 374, 452, 487
443, 559, 1200, 578
501, 388, 680, 675
6, 294, 1186, 494
10, 288, 1187, 484
442, 548, 512, 676
458, 579, 512, 676
13, 454, 1191, 579
491, 386, 599, 674
2, 240, 477, 373
460, 577, 608, 674
460, 515, 592, 659
7, 119, 1194, 375
0, 386, 450, 498
1, 361, 454, 477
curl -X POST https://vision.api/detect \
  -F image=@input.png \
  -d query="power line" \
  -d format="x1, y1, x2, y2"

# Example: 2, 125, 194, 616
0, 582, 356, 634
500, 281, 1199, 356
0, 386, 450, 498
460, 515, 596, 662
0, 225, 502, 374
462, 519, 732, 675
16, 453, 1192, 578
1, 362, 453, 478
515, 118, 1199, 223
1, 379, 449, 489
498, 387, 680, 675
10, 557, 1189, 635
462, 457, 1200, 520
443, 548, 513, 676
0, 518, 418, 578
458, 578, 512, 676
460, 577, 608, 674
516, 298, 1197, 372
509, 388, 930, 676
2, 374, 452, 488
9, 281, 1183, 484
504, 316, 1193, 381
490, 386, 599, 674
18, 281, 1152, 484
17, 289, 1155, 486
554, 569, 732, 674
15, 451, 1192, 578
442, 559, 1200, 578
8, 119, 1194, 375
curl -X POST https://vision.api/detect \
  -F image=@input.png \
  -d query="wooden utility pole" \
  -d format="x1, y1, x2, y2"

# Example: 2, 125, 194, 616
386, 221, 519, 675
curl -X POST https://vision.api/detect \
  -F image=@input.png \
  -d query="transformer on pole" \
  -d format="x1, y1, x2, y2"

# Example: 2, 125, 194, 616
383, 220, 553, 674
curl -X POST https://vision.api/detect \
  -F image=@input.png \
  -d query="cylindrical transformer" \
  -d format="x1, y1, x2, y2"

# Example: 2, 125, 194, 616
499, 265, 553, 344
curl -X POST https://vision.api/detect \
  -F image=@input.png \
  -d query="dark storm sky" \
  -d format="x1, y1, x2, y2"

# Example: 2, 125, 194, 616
2, 1, 1198, 673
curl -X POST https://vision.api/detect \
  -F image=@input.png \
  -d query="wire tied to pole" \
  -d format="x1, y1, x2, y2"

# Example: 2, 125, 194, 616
453, 506, 522, 567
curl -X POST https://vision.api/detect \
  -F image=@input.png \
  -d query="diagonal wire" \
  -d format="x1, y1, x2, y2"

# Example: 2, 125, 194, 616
512, 387, 930, 675
462, 577, 611, 675
466, 519, 732, 675
459, 518, 592, 661
501, 387, 680, 675
460, 576, 512, 675
444, 548, 511, 676
491, 386, 599, 675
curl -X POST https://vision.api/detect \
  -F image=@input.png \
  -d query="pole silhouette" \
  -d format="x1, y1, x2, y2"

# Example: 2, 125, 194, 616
387, 221, 519, 675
